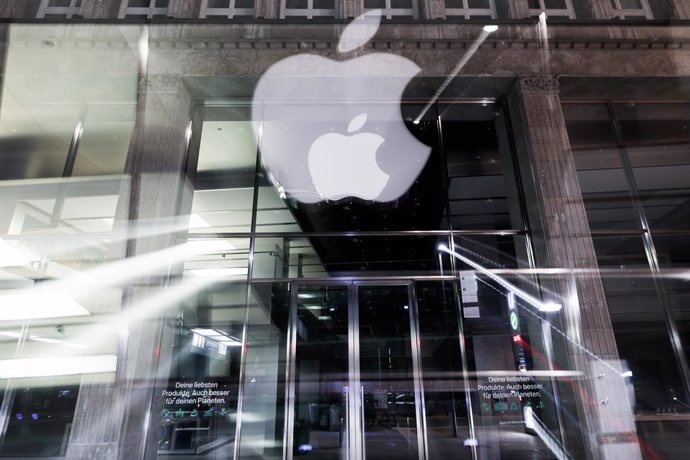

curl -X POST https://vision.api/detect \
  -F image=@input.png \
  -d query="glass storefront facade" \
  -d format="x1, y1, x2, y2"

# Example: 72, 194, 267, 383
0, 2, 690, 458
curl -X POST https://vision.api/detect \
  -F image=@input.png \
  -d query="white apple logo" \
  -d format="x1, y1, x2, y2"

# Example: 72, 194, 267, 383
252, 10, 431, 203
308, 113, 388, 201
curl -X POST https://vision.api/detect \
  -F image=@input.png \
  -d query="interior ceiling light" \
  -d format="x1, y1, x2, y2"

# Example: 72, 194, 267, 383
0, 289, 90, 321
190, 328, 242, 346
184, 239, 235, 255
0, 238, 40, 268
0, 354, 116, 379
187, 268, 247, 278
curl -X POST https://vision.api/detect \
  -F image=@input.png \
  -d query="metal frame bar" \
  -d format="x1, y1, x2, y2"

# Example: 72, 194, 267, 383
444, 0, 496, 19
281, 0, 337, 19
407, 282, 429, 460
364, 0, 418, 19
285, 280, 425, 459
37, 0, 82, 18
610, 0, 653, 19
200, 0, 256, 18
119, 0, 168, 18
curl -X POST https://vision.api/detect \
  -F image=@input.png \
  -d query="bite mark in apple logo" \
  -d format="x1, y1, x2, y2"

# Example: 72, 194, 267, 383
252, 10, 431, 203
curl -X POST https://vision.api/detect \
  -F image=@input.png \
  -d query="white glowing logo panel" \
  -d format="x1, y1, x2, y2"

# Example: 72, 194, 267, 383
251, 10, 431, 203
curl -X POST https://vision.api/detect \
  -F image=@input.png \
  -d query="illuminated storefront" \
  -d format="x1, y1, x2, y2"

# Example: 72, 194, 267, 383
0, 1, 689, 459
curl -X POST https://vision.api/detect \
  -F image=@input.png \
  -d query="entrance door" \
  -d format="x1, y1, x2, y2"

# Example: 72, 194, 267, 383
286, 282, 426, 460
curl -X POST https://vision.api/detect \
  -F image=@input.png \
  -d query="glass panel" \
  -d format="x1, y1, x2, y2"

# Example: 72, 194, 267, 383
251, 235, 453, 279
359, 285, 417, 460
563, 103, 640, 230
544, 0, 567, 8
0, 26, 138, 180
313, 0, 335, 9
450, 235, 574, 457
613, 103, 690, 231
390, 0, 413, 8
416, 281, 471, 459
237, 282, 290, 460
291, 285, 348, 458
467, 0, 490, 8
653, 235, 690, 367
592, 235, 688, 457
440, 104, 518, 231
156, 282, 245, 456
255, 101, 442, 232
620, 0, 643, 8
286, 0, 308, 8
364, 0, 387, 8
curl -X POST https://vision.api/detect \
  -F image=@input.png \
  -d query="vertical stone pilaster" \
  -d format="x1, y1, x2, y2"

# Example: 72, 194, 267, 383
0, 0, 41, 18
671, 0, 690, 18
340, 0, 362, 19
66, 26, 194, 460
590, 0, 615, 19
420, 0, 446, 19
79, 0, 121, 19
167, 0, 199, 18
508, 75, 642, 460
256, 0, 280, 18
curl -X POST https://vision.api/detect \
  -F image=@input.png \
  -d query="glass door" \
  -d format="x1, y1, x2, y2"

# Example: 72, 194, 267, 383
286, 282, 426, 460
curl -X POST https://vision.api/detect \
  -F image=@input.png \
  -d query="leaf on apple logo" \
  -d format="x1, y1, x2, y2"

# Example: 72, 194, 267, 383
348, 113, 367, 133
337, 10, 382, 54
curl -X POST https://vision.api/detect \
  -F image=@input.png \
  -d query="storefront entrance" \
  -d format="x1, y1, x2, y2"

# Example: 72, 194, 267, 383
285, 282, 427, 460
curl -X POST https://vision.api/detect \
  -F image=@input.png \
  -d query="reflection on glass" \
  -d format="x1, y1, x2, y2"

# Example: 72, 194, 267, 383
417, 281, 471, 460
293, 286, 348, 459
440, 104, 516, 231
614, 103, 690, 231
189, 106, 257, 234
251, 235, 450, 279
359, 285, 418, 460
157, 281, 244, 457
238, 283, 290, 460
593, 236, 687, 457
563, 103, 640, 230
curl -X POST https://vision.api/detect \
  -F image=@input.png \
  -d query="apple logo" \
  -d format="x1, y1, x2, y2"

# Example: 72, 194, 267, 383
252, 10, 431, 203
309, 113, 388, 201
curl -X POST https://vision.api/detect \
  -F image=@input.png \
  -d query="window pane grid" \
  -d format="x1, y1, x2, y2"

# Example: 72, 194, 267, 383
610, 0, 652, 19
119, 0, 168, 18
200, 0, 256, 18
37, 0, 82, 18
364, 0, 418, 19
529, 0, 575, 19
281, 0, 336, 19
445, 0, 496, 19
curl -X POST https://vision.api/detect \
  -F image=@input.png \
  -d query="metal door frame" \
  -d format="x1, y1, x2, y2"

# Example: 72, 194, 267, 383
283, 280, 428, 460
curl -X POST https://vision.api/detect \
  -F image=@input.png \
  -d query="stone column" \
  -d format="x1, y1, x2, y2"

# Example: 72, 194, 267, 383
589, 0, 615, 19
66, 26, 194, 460
79, 0, 121, 18
340, 0, 362, 19
508, 75, 642, 460
0, 0, 41, 18
256, 0, 281, 18
671, 0, 690, 18
420, 0, 445, 19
